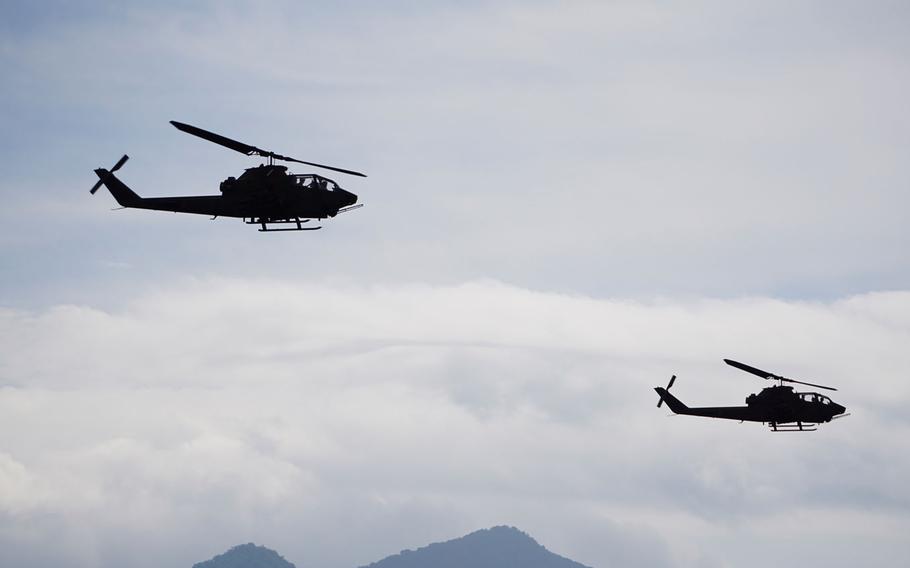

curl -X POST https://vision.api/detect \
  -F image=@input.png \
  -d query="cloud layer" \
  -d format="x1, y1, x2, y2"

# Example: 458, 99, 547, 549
2, 2, 909, 567
1, 279, 908, 568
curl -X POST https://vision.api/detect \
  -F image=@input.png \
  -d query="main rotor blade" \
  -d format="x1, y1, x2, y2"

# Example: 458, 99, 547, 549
724, 359, 837, 391
170, 120, 367, 177
724, 359, 779, 380
781, 377, 837, 391
170, 121, 258, 155
282, 157, 366, 177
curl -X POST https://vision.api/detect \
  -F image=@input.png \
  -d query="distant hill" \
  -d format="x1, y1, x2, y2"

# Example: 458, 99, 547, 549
192, 543, 296, 568
194, 526, 592, 568
358, 526, 592, 568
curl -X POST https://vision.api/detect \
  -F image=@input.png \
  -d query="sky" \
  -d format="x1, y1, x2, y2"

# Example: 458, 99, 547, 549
1, 1, 909, 567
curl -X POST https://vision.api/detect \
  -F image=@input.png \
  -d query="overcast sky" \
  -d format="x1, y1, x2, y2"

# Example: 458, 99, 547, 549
1, 1, 909, 567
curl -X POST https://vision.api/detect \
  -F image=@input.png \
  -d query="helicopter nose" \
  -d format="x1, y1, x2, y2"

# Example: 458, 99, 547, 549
833, 403, 847, 416
338, 189, 357, 207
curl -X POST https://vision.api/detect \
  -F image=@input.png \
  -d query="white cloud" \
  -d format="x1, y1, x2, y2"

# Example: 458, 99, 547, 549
0, 279, 908, 567
2, 2, 910, 567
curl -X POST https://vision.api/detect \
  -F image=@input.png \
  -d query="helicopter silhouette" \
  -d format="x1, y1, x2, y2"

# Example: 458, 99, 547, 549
90, 121, 366, 232
655, 359, 848, 431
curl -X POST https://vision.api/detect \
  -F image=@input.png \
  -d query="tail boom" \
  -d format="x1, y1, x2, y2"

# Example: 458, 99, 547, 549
654, 387, 763, 421
91, 169, 227, 216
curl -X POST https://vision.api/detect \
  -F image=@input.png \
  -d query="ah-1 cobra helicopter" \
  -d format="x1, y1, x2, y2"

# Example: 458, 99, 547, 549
90, 121, 366, 232
655, 359, 848, 431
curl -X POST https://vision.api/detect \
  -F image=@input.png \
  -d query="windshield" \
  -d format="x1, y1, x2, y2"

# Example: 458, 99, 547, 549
293, 175, 338, 191
799, 392, 831, 404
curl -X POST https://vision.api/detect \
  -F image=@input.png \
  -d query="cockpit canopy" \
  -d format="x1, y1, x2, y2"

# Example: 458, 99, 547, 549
293, 174, 340, 191
798, 392, 833, 404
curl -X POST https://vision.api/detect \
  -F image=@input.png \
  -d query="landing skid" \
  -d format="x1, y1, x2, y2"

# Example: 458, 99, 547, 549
244, 217, 322, 232
768, 421, 818, 432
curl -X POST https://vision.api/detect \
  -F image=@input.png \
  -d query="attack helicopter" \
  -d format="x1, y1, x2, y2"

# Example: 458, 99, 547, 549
654, 359, 848, 431
90, 121, 366, 232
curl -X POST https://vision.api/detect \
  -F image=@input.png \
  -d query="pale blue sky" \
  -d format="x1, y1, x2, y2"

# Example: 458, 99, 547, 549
2, 0, 909, 307
1, 2, 909, 568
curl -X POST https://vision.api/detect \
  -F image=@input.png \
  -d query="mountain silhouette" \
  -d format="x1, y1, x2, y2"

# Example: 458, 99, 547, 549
192, 542, 296, 568
194, 527, 591, 568
358, 526, 592, 568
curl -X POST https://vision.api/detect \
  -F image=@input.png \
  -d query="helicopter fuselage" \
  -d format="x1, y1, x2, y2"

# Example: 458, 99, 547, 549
90, 120, 366, 232
655, 384, 846, 425
93, 164, 358, 227
654, 361, 848, 431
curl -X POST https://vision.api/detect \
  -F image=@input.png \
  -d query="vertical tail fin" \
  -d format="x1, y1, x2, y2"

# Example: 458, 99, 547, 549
90, 155, 142, 207
655, 375, 689, 414
90, 155, 129, 194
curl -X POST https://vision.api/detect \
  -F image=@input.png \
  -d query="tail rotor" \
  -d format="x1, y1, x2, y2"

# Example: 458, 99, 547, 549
90, 154, 129, 194
657, 375, 676, 408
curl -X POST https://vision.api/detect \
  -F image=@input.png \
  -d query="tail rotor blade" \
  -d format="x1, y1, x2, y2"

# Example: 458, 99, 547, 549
657, 375, 676, 408
111, 154, 129, 172
90, 155, 129, 195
